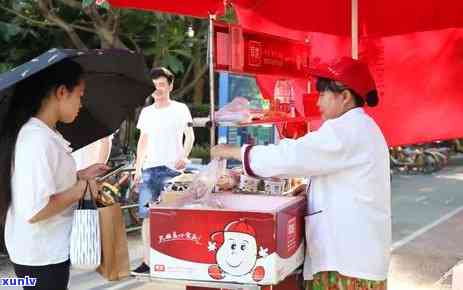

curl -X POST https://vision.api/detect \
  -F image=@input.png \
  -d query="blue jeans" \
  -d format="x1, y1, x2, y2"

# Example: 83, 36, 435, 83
138, 166, 181, 219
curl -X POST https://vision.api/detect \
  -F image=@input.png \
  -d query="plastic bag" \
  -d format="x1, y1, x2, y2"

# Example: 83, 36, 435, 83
219, 96, 250, 112
171, 159, 226, 208
215, 97, 251, 123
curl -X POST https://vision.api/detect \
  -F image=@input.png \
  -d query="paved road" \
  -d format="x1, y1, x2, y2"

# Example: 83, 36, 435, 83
392, 158, 463, 245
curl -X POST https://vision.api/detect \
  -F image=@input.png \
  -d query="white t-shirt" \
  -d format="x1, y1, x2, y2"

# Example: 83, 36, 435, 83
136, 101, 192, 170
72, 135, 113, 171
5, 118, 78, 266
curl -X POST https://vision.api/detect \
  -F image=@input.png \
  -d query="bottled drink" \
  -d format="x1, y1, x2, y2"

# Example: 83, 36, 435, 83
274, 79, 295, 116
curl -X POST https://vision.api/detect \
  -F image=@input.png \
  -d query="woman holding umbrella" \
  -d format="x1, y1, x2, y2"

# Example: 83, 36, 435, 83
212, 57, 391, 290
0, 59, 108, 290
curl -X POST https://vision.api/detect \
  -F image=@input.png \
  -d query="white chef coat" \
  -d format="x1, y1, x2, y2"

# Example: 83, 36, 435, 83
242, 108, 391, 281
5, 117, 78, 266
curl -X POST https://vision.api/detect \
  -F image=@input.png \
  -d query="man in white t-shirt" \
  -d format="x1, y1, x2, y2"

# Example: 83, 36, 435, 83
132, 67, 195, 275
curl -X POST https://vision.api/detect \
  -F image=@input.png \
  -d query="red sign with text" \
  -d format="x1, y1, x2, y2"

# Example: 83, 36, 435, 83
215, 23, 311, 79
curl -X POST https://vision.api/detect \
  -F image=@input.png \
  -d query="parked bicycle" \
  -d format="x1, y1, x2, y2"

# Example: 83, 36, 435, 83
101, 150, 142, 232
390, 141, 451, 175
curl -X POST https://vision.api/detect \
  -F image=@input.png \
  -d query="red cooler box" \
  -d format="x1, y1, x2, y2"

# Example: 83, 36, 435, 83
149, 194, 306, 285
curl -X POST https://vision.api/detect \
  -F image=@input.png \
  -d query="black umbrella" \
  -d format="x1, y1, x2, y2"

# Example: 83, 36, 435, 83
0, 48, 154, 150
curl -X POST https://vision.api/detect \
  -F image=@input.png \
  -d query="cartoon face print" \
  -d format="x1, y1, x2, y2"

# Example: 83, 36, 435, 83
216, 232, 257, 276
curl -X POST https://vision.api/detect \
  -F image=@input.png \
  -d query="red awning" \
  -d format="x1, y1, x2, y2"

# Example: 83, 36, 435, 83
109, 0, 463, 37
238, 0, 463, 37
109, 0, 463, 145
236, 6, 463, 146
108, 0, 226, 18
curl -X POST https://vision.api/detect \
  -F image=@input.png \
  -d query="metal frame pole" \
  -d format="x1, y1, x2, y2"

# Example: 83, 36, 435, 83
209, 14, 216, 147
352, 0, 358, 59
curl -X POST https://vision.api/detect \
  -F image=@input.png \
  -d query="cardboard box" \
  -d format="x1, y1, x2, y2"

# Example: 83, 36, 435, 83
149, 194, 306, 285
159, 191, 186, 205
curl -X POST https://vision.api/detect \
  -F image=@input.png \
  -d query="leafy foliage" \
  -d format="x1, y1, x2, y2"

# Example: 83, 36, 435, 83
0, 0, 209, 99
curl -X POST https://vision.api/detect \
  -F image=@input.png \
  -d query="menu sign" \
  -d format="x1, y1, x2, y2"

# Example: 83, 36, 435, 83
214, 23, 311, 78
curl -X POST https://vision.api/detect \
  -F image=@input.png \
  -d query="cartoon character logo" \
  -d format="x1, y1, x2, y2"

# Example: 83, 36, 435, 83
207, 219, 267, 282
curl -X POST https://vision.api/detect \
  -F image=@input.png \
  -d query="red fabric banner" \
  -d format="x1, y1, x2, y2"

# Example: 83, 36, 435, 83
237, 8, 463, 145
365, 29, 463, 146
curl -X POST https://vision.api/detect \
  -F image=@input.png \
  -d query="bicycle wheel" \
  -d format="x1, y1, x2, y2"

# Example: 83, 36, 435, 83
430, 150, 448, 167
422, 152, 440, 174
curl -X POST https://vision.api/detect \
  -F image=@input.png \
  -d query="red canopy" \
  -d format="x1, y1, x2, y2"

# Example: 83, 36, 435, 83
109, 0, 463, 145
109, 0, 463, 37
239, 0, 463, 37
237, 7, 463, 146
108, 0, 225, 18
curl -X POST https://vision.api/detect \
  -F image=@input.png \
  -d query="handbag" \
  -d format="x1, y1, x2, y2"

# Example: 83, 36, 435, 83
70, 181, 101, 270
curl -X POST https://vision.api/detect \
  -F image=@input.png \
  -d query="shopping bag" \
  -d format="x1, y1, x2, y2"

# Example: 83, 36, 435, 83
96, 203, 130, 280
70, 182, 101, 270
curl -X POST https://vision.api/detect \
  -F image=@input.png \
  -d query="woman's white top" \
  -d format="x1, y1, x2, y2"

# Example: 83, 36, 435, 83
5, 118, 77, 266
242, 108, 391, 281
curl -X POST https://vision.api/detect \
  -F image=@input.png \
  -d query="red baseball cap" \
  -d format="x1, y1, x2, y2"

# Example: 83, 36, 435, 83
309, 57, 379, 107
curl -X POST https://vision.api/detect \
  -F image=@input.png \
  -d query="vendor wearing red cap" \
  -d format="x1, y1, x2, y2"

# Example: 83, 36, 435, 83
211, 57, 390, 290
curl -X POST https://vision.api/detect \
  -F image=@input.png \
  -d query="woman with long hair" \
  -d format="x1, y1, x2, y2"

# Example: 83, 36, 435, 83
0, 59, 108, 290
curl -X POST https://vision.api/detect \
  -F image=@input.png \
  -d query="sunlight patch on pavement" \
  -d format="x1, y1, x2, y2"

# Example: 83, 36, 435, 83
435, 173, 463, 181
418, 187, 435, 193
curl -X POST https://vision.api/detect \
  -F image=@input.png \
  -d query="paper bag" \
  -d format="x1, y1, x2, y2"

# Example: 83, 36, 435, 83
96, 203, 130, 280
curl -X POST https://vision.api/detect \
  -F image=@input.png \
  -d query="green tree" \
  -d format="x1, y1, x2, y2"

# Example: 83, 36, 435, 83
0, 0, 209, 101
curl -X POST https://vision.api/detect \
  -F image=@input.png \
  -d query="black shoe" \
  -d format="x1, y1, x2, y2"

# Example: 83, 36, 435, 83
131, 262, 150, 276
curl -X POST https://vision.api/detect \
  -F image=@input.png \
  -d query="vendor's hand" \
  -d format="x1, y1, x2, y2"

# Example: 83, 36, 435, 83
78, 163, 110, 180
175, 158, 188, 170
211, 144, 242, 161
